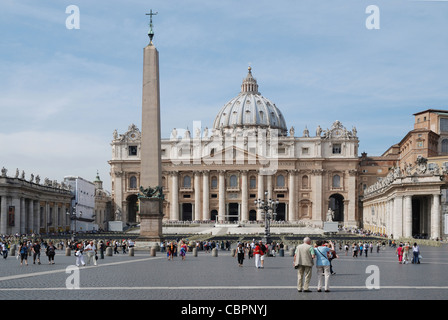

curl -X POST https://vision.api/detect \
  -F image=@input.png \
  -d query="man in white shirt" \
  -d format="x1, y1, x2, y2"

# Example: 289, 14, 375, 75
84, 241, 97, 266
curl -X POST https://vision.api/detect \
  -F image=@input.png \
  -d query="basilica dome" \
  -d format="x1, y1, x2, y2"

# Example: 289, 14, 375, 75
212, 67, 288, 135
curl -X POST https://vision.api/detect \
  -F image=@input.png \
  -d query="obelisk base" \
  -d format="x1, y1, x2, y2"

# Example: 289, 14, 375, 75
135, 198, 163, 249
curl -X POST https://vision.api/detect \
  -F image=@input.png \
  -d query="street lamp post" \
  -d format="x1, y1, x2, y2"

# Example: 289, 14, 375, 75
66, 203, 82, 240
254, 191, 279, 244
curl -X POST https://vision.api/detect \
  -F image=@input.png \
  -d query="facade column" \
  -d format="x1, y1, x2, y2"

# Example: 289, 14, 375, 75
431, 193, 441, 240
113, 171, 124, 221
218, 170, 226, 222
202, 171, 210, 221
0, 196, 7, 235
257, 172, 264, 221
266, 174, 273, 201
312, 169, 324, 225
241, 170, 248, 222
347, 170, 357, 227
403, 195, 412, 238
194, 172, 201, 221
170, 172, 179, 221
288, 170, 297, 221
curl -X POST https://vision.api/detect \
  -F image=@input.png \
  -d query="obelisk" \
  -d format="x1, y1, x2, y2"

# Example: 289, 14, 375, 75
136, 10, 164, 247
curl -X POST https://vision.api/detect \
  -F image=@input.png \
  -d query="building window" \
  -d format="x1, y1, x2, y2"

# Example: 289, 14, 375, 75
302, 175, 309, 189
276, 175, 285, 187
211, 176, 218, 189
302, 147, 309, 155
332, 175, 341, 188
442, 139, 448, 153
441, 118, 448, 132
332, 144, 341, 154
129, 146, 138, 156
129, 176, 137, 189
249, 176, 256, 189
229, 175, 238, 188
183, 176, 191, 188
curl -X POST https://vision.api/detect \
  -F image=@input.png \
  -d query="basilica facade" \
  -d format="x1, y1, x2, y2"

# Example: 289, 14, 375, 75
109, 68, 361, 228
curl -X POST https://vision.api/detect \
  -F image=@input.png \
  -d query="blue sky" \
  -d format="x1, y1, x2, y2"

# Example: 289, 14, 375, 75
1, 0, 448, 192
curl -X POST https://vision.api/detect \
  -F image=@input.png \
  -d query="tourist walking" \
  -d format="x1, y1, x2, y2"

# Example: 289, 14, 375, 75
412, 243, 420, 264
180, 241, 187, 261
46, 241, 56, 264
254, 241, 264, 269
402, 243, 410, 264
18, 242, 28, 266
32, 240, 41, 264
396, 244, 404, 264
235, 242, 245, 267
293, 237, 315, 292
314, 240, 334, 292
1, 241, 8, 259
352, 243, 358, 258
84, 241, 97, 266
74, 242, 86, 267
167, 241, 176, 260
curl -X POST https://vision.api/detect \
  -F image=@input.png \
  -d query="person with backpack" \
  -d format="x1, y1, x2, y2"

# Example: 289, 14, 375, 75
46, 241, 56, 264
19, 242, 29, 266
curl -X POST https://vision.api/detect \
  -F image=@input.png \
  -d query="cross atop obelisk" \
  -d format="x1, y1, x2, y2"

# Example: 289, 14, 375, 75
146, 9, 158, 44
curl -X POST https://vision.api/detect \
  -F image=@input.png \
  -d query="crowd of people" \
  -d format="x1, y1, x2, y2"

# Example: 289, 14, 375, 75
0, 235, 139, 267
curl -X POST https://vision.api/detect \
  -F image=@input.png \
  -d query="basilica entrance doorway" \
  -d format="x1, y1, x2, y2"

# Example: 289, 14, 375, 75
228, 203, 239, 222
276, 203, 286, 221
329, 194, 344, 222
181, 203, 193, 221
126, 194, 138, 223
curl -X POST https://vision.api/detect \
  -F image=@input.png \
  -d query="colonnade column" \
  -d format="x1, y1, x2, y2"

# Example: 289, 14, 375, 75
393, 196, 403, 239
20, 197, 26, 234
403, 195, 412, 238
241, 170, 248, 222
202, 171, 210, 221
431, 193, 441, 240
0, 196, 7, 235
29, 200, 34, 233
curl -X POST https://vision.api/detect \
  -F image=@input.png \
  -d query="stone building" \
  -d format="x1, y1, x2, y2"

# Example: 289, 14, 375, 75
0, 167, 72, 235
93, 171, 112, 231
109, 68, 361, 228
362, 109, 448, 239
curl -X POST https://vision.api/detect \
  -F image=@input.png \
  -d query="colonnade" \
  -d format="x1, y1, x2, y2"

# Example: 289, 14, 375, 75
363, 193, 441, 239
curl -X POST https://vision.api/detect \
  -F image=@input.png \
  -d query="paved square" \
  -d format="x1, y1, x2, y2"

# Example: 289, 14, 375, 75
1, 242, 447, 303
